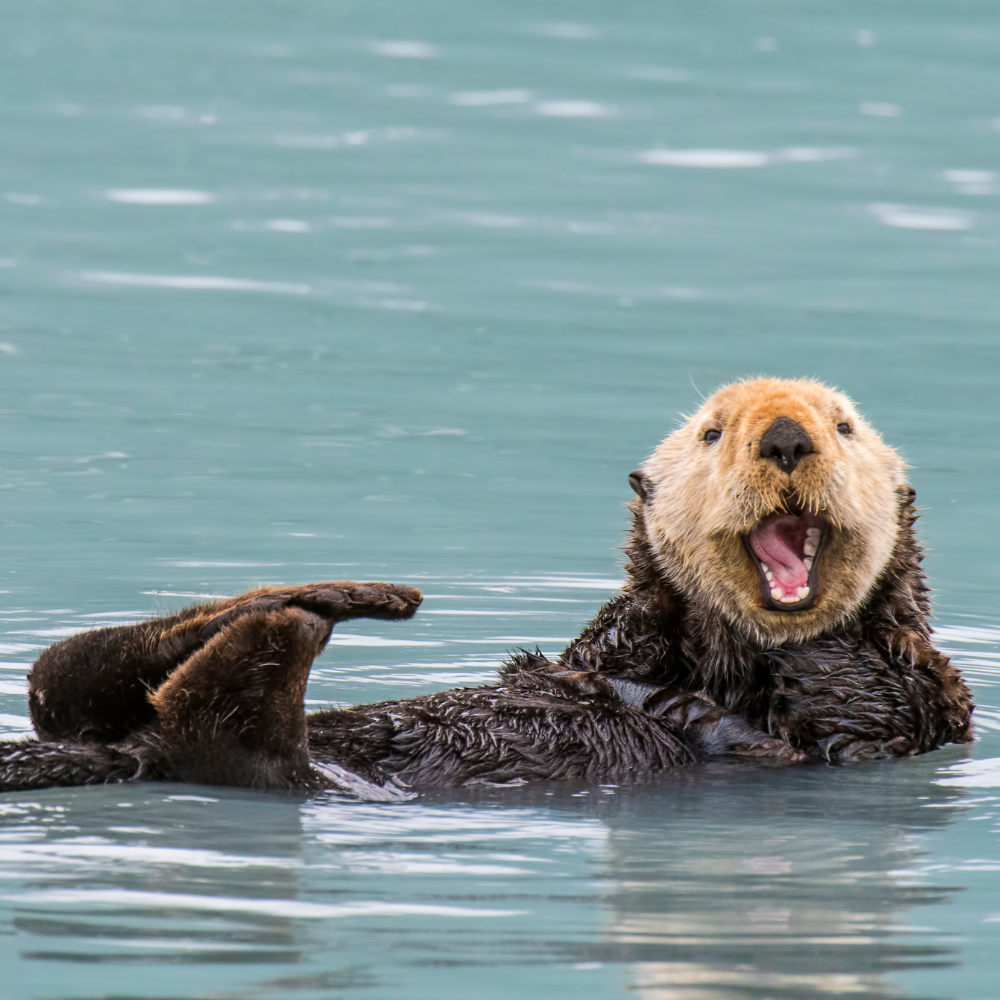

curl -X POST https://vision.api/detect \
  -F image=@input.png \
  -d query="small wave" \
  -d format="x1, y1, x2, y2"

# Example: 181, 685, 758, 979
10, 627, 89, 637
104, 189, 216, 205
305, 803, 609, 845
142, 591, 231, 599
77, 610, 148, 619
860, 101, 902, 117
639, 147, 853, 168
868, 204, 973, 230
497, 576, 624, 590
641, 149, 769, 168
462, 637, 572, 644
450, 90, 531, 107
273, 127, 421, 150
536, 101, 615, 118
79, 272, 312, 294
369, 41, 438, 59
532, 23, 598, 40
326, 633, 443, 647
419, 609, 554, 616
0, 713, 32, 736
935, 757, 999, 787
945, 169, 994, 195
342, 672, 496, 685
164, 560, 283, 567
932, 624, 1000, 644
338, 850, 531, 875
264, 218, 311, 232
971, 708, 1000, 732
4, 889, 522, 919
0, 842, 298, 870
0, 642, 43, 654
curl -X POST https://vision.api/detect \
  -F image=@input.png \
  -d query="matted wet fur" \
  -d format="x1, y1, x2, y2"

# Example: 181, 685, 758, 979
1, 378, 973, 794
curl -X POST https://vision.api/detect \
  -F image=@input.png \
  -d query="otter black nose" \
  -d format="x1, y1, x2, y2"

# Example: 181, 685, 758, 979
759, 417, 814, 474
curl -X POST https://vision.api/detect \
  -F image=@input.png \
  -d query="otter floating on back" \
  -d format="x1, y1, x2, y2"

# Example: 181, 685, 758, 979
4, 378, 973, 795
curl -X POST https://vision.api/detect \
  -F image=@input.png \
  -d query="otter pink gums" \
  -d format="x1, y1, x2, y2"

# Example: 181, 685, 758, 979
1, 378, 973, 793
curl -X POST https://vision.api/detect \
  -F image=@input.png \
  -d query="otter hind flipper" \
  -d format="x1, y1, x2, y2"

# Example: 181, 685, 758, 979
160, 582, 422, 656
285, 581, 422, 622
125, 606, 334, 790
13, 581, 425, 793
27, 581, 422, 752
0, 739, 139, 792
134, 585, 423, 790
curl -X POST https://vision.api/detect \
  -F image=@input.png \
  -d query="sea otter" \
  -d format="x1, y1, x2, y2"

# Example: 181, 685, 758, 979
1, 377, 973, 794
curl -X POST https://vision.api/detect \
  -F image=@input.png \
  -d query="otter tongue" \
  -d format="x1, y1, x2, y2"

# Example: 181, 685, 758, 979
749, 514, 808, 596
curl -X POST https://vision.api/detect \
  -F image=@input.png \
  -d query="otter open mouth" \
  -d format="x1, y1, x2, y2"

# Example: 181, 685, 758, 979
743, 502, 827, 612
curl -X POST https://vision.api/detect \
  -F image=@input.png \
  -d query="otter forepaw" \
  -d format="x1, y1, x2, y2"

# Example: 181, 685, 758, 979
818, 734, 913, 762
697, 713, 806, 763
288, 582, 422, 622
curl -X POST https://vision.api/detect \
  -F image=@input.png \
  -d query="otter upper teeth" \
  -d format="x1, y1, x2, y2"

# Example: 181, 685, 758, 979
804, 528, 820, 558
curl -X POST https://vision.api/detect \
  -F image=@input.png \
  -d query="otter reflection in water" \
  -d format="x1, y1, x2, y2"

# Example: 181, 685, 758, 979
545, 755, 968, 1000
0, 757, 968, 990
4, 378, 973, 793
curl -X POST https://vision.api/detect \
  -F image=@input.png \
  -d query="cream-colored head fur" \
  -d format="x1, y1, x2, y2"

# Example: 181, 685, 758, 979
636, 377, 908, 644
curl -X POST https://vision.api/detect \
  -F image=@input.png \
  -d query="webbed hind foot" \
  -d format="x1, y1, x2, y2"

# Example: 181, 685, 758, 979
29, 581, 422, 747
286, 582, 422, 622
159, 581, 421, 656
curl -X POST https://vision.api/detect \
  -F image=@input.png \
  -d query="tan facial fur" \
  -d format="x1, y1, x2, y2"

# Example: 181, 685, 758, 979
639, 378, 907, 644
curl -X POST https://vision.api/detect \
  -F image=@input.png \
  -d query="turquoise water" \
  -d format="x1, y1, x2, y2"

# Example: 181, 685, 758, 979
1, 1, 1000, 996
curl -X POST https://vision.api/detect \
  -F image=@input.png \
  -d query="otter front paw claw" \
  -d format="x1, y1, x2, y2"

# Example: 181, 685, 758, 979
818, 734, 912, 762
730, 734, 807, 763
698, 713, 806, 763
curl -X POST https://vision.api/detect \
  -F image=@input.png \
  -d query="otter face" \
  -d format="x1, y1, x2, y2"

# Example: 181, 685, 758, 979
636, 378, 907, 644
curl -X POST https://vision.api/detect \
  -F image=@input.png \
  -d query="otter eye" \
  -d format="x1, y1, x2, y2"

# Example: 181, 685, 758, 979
837, 422, 851, 436
703, 429, 722, 444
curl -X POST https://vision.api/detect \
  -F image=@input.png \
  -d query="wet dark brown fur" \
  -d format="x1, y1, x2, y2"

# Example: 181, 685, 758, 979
555, 488, 972, 762
0, 480, 973, 795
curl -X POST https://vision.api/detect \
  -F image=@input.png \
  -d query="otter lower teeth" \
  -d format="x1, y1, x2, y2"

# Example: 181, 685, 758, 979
803, 556, 813, 571
772, 585, 811, 605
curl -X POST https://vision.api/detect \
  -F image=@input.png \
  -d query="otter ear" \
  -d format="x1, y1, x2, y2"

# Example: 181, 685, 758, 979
898, 485, 916, 505
628, 470, 650, 500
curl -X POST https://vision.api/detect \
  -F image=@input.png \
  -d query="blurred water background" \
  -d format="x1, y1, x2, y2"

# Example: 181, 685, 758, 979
1, 1, 1000, 997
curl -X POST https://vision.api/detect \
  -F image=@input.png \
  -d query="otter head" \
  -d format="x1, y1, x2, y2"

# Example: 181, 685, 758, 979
632, 377, 908, 644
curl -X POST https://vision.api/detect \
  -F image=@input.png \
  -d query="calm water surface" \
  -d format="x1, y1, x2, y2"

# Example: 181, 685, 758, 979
1, 1, 1000, 997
